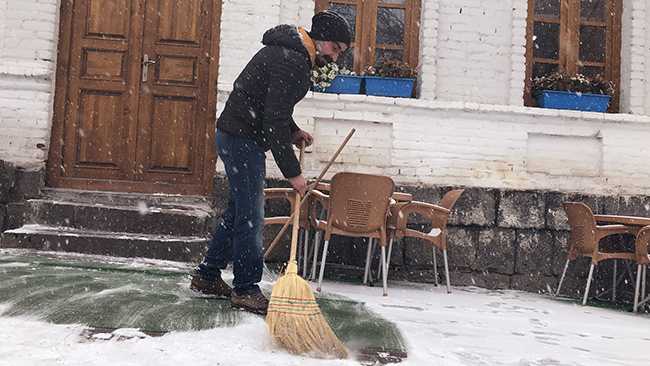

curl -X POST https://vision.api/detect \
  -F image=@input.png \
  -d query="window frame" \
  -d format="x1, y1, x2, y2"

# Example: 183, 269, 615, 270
315, 0, 421, 74
524, 0, 622, 112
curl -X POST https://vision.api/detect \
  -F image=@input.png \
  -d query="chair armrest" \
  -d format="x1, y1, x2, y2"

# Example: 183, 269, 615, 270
388, 201, 452, 249
393, 201, 451, 232
597, 224, 639, 238
636, 226, 650, 265
315, 182, 330, 192
309, 189, 330, 230
264, 188, 294, 198
391, 192, 412, 202
263, 188, 295, 226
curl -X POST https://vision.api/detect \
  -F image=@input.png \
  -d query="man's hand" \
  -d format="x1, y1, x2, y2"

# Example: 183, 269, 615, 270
292, 130, 314, 148
287, 175, 307, 196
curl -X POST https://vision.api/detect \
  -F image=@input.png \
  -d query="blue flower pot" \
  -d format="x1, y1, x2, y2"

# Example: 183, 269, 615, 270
313, 75, 363, 94
364, 76, 415, 98
538, 90, 611, 113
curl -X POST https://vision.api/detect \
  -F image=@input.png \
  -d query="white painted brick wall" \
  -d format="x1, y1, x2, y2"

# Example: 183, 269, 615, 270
0, 0, 58, 165
434, 0, 515, 104
3, 0, 650, 197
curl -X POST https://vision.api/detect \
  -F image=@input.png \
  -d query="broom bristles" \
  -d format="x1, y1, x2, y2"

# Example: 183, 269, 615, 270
266, 261, 348, 359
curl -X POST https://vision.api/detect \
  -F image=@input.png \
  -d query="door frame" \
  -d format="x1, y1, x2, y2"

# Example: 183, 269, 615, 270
47, 0, 222, 196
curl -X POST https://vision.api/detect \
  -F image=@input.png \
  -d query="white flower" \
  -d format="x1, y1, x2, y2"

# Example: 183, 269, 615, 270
310, 62, 356, 88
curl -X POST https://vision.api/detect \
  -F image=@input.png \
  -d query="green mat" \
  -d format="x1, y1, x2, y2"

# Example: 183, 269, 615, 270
0, 254, 405, 352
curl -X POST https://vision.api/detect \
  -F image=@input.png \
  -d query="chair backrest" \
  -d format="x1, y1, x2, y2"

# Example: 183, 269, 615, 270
327, 172, 395, 237
562, 202, 599, 258
439, 189, 465, 211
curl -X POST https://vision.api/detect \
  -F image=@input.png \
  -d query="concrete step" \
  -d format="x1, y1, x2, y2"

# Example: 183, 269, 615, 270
1, 224, 209, 263
1, 188, 218, 262
5, 188, 217, 237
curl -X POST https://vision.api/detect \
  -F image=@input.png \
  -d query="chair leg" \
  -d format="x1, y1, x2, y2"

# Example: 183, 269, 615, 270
387, 239, 393, 270
432, 246, 439, 287
375, 240, 393, 282
302, 229, 310, 279
375, 250, 382, 282
363, 238, 374, 286
310, 231, 322, 282
555, 259, 570, 297
378, 238, 393, 282
582, 264, 595, 307
316, 240, 330, 292
634, 264, 642, 314
612, 259, 617, 303
443, 249, 451, 294
643, 265, 647, 306
381, 245, 388, 297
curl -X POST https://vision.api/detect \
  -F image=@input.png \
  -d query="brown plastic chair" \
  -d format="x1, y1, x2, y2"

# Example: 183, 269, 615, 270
263, 188, 312, 276
308, 183, 412, 282
383, 189, 465, 294
557, 202, 638, 306
309, 172, 395, 296
633, 225, 650, 313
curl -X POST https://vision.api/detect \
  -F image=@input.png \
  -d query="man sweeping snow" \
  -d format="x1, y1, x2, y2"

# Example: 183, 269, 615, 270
190, 11, 352, 315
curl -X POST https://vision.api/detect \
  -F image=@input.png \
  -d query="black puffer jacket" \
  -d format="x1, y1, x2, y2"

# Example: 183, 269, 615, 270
217, 24, 312, 178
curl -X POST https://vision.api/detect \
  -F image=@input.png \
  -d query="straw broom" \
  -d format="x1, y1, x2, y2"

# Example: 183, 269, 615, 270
266, 139, 349, 359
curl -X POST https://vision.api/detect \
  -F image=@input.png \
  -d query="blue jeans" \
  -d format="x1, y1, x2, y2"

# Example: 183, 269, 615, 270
197, 130, 266, 295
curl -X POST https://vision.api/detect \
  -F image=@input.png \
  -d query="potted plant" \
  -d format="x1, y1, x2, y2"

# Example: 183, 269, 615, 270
532, 71, 614, 112
311, 62, 362, 94
361, 58, 418, 98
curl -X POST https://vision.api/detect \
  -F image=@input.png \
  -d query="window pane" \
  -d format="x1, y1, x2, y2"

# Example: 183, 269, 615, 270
336, 46, 355, 70
376, 7, 405, 46
532, 62, 558, 80
579, 25, 606, 62
533, 22, 560, 60
581, 0, 607, 22
534, 0, 560, 19
328, 3, 357, 42
579, 65, 605, 79
379, 0, 406, 4
375, 49, 404, 67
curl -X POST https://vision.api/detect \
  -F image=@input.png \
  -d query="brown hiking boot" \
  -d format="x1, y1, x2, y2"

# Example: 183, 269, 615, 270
230, 292, 269, 315
189, 274, 233, 299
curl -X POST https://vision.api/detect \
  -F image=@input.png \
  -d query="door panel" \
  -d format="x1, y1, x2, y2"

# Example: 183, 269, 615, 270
59, 0, 137, 182
76, 91, 125, 169
48, 0, 220, 195
135, 0, 211, 186
148, 96, 196, 173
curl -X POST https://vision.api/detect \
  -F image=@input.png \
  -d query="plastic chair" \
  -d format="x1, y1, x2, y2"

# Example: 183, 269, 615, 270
309, 172, 395, 296
556, 202, 638, 306
263, 188, 312, 277
383, 189, 465, 294
308, 183, 412, 283
633, 225, 650, 313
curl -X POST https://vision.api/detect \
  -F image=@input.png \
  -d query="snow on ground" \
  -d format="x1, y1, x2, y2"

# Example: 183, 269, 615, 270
1, 253, 649, 365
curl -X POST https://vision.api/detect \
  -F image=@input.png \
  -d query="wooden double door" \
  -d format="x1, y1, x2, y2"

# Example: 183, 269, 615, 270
48, 0, 221, 195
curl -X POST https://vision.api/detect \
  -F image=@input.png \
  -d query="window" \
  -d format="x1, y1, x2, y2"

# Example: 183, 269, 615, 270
315, 0, 421, 74
524, 0, 622, 112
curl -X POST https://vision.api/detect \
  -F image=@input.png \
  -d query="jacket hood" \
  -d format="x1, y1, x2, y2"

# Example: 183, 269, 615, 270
262, 24, 310, 62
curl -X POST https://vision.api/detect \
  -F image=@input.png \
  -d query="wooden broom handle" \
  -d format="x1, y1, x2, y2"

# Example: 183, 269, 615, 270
263, 128, 355, 260
288, 140, 306, 262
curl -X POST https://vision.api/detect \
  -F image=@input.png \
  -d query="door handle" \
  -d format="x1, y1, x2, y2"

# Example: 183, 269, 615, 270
141, 54, 156, 82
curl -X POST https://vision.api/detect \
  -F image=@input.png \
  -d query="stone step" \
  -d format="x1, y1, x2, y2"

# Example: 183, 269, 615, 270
6, 188, 217, 238
1, 224, 209, 263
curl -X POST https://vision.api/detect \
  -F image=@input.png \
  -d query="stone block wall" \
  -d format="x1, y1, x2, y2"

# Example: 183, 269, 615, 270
261, 176, 648, 302
0, 159, 44, 233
